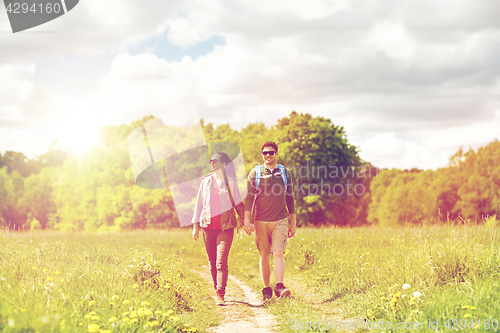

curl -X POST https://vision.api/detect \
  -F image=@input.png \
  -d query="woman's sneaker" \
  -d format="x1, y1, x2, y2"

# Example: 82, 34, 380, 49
216, 290, 225, 306
274, 283, 291, 298
262, 287, 273, 303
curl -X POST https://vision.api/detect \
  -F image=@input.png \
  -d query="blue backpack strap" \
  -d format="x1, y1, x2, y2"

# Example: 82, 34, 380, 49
256, 164, 288, 190
254, 165, 263, 190
278, 164, 287, 187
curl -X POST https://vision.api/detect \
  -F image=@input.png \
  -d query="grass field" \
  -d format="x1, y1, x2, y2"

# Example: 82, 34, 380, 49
1, 224, 499, 332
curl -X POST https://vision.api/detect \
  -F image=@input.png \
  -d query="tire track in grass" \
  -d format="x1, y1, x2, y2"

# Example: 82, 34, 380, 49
194, 267, 277, 333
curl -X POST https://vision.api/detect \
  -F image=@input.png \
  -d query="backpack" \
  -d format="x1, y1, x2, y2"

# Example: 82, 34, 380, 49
254, 164, 288, 190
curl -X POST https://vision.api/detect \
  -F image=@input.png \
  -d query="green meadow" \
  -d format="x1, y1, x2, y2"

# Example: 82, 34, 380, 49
1, 224, 499, 332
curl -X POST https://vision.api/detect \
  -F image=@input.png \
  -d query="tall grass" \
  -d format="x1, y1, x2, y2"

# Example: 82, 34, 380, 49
1, 225, 499, 332
228, 225, 500, 332
0, 230, 213, 332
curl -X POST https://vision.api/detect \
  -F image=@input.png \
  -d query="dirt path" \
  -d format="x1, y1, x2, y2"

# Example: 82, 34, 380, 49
194, 267, 357, 333
194, 268, 277, 333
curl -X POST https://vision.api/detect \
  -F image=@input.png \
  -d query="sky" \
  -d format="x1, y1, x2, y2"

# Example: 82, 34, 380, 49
1, 0, 500, 170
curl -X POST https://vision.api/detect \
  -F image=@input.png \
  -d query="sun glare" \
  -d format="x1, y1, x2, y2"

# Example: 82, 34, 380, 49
53, 116, 100, 154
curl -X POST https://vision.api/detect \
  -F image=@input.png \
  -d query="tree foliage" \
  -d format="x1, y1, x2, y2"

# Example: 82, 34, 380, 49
5, 112, 500, 230
367, 140, 500, 225
2, 112, 369, 230
273, 111, 367, 225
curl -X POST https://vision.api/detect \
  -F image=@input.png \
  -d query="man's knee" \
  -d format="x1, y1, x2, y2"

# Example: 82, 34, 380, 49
273, 252, 284, 259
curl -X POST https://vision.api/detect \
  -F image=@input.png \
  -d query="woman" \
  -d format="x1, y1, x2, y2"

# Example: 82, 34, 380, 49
192, 152, 244, 305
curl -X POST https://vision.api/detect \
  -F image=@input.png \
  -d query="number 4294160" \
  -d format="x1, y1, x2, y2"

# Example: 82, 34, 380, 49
444, 319, 498, 330
5, 2, 62, 14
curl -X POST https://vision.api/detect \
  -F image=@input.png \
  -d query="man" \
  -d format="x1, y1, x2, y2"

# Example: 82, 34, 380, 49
243, 141, 296, 302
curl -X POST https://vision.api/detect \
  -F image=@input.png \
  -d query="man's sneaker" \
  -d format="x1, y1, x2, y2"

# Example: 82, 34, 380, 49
262, 287, 273, 303
274, 283, 291, 298
216, 290, 225, 306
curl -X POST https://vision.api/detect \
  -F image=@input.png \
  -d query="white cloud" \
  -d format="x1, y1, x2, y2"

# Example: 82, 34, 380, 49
355, 132, 435, 170
0, 63, 36, 107
0, 0, 183, 61
1, 0, 500, 168
350, 114, 500, 170
0, 127, 48, 157
239, 0, 352, 21
366, 22, 416, 60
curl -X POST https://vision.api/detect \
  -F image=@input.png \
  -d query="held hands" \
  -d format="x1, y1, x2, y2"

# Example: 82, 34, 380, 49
288, 214, 296, 238
243, 218, 255, 235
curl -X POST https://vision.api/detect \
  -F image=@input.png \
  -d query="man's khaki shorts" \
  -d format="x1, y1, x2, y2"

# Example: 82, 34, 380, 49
254, 218, 289, 256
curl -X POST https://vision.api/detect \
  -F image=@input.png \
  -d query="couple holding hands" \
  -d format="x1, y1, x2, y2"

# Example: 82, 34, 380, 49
192, 141, 296, 305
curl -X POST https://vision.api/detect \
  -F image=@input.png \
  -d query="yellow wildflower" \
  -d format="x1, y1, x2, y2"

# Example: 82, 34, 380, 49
89, 300, 96, 306
111, 295, 119, 301
122, 300, 130, 305
87, 324, 100, 332
84, 314, 92, 319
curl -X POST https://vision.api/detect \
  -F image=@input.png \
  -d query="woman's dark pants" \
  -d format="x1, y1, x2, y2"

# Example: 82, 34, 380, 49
202, 228, 234, 293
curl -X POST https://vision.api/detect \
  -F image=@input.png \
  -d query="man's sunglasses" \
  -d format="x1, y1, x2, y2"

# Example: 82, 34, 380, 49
262, 151, 276, 156
209, 159, 220, 164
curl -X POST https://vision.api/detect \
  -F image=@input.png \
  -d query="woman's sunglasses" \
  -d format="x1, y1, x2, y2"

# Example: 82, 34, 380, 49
209, 159, 220, 164
262, 151, 276, 156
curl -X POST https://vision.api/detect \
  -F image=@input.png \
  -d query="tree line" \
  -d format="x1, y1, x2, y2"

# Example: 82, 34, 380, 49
1, 111, 498, 230
367, 140, 500, 225
0, 112, 373, 230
